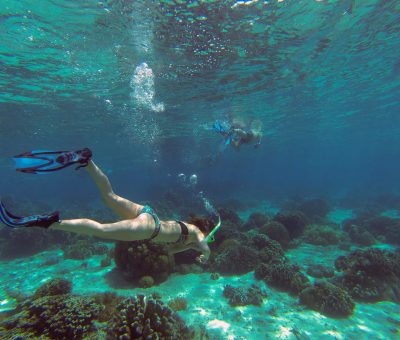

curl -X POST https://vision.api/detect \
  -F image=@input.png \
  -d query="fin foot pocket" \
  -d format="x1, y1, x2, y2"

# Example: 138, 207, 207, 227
0, 201, 59, 228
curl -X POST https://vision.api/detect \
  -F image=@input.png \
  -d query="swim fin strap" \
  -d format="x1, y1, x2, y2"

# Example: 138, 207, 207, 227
0, 201, 59, 229
13, 148, 92, 174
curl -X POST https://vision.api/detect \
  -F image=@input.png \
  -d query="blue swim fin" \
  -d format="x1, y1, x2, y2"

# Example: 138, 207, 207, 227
13, 148, 92, 174
213, 120, 231, 135
0, 201, 59, 228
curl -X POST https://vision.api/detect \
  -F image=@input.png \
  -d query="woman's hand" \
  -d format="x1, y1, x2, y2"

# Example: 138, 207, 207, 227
195, 240, 210, 264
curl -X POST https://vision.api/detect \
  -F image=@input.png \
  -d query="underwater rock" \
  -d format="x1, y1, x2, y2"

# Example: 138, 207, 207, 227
211, 244, 259, 275
242, 212, 269, 231
262, 263, 310, 295
306, 264, 335, 279
273, 211, 307, 239
334, 248, 400, 302
299, 281, 355, 318
106, 294, 192, 339
302, 224, 346, 246
259, 221, 290, 249
223, 284, 266, 307
33, 278, 72, 299
114, 241, 174, 286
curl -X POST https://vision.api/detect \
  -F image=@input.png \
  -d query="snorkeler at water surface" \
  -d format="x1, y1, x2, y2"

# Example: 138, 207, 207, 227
0, 148, 219, 264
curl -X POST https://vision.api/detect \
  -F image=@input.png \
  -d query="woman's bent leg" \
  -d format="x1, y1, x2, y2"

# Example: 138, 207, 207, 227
85, 160, 143, 219
50, 217, 153, 241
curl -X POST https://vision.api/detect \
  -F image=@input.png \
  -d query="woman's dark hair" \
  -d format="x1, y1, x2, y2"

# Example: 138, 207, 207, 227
188, 214, 214, 236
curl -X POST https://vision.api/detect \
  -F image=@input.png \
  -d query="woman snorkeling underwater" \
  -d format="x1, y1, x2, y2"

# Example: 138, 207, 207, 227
0, 148, 220, 263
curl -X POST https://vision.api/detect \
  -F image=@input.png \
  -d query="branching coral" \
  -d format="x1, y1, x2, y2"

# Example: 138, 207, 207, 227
107, 294, 192, 339
299, 281, 355, 317
2, 294, 102, 339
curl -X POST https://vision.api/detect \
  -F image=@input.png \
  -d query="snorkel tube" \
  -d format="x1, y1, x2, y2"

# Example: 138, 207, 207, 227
204, 215, 222, 243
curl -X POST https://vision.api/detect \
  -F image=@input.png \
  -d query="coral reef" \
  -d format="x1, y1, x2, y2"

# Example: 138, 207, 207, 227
217, 207, 243, 227
0, 281, 194, 339
302, 224, 346, 246
92, 292, 124, 322
63, 239, 109, 260
107, 294, 192, 339
260, 263, 310, 295
1, 293, 101, 339
298, 198, 330, 222
242, 212, 269, 231
334, 248, 400, 302
306, 264, 334, 279
211, 244, 259, 275
223, 284, 266, 307
273, 211, 307, 239
344, 215, 400, 245
168, 297, 188, 311
33, 278, 72, 299
259, 221, 290, 248
114, 241, 174, 286
345, 224, 376, 246
299, 281, 355, 317
257, 239, 285, 265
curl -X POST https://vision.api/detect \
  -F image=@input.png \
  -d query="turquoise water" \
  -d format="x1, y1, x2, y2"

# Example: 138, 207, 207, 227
0, 1, 400, 339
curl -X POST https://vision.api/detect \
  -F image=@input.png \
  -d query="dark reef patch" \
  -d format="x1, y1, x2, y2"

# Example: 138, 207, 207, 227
299, 281, 355, 317
333, 248, 400, 302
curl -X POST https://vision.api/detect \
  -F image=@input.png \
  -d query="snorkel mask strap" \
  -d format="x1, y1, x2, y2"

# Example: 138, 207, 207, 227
205, 215, 222, 243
